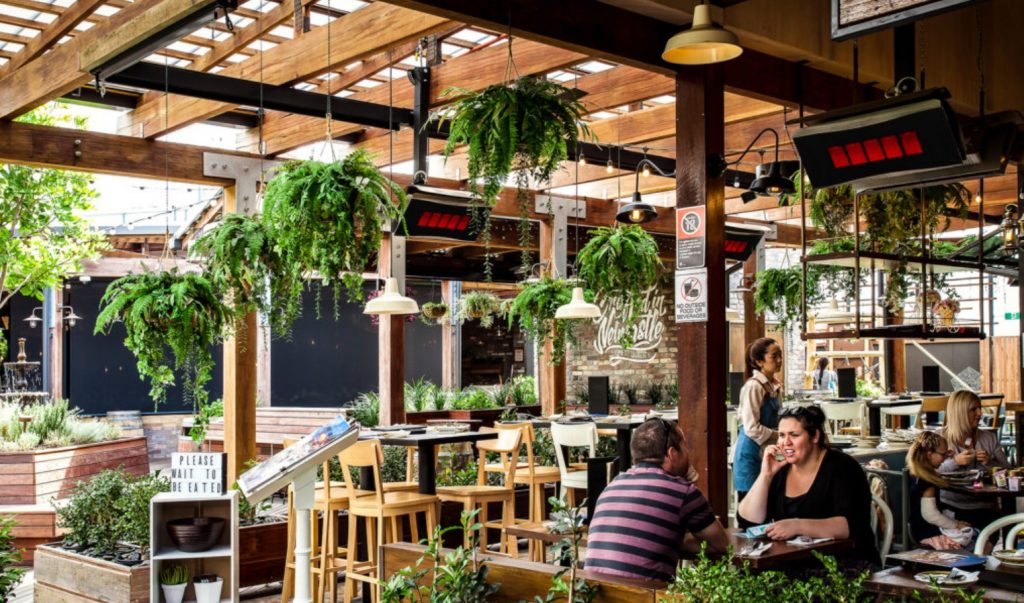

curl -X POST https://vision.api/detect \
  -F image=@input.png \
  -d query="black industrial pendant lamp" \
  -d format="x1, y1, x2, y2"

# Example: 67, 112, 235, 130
722, 128, 796, 197
617, 157, 672, 224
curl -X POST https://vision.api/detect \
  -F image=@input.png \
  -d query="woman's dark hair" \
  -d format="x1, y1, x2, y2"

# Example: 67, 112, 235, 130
745, 337, 777, 379
778, 405, 830, 448
814, 357, 829, 388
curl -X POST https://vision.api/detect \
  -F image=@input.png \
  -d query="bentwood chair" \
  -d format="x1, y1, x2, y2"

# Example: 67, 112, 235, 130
549, 422, 598, 506
975, 512, 1024, 554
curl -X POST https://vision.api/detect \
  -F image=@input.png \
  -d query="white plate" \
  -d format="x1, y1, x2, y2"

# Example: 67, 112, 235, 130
913, 570, 978, 587
993, 549, 1024, 566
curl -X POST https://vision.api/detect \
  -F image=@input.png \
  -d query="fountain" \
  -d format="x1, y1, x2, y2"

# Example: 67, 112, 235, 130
1, 338, 49, 406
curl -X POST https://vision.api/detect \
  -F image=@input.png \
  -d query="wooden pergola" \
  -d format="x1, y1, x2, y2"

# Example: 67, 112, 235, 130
1, 0, 1021, 515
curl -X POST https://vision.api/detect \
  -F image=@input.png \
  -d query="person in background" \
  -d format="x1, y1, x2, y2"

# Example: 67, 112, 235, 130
737, 405, 879, 567
939, 390, 1009, 527
732, 337, 782, 500
906, 431, 972, 550
812, 357, 838, 392
585, 418, 729, 582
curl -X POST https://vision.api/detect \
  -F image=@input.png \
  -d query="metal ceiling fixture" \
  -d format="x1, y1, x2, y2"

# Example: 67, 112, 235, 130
662, 1, 743, 65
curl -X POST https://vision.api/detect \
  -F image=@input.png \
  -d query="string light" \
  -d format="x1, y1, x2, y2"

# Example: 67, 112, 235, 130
642, 164, 651, 177
606, 159, 614, 174
578, 154, 587, 166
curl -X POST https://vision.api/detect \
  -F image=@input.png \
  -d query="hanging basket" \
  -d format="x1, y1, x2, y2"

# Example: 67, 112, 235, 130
932, 299, 960, 327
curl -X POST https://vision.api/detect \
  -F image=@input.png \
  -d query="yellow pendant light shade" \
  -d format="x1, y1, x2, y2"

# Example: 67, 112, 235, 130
364, 277, 419, 315
662, 3, 743, 65
555, 287, 601, 320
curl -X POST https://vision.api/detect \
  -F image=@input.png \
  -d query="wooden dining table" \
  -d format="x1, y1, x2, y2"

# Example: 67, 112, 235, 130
728, 530, 854, 570
865, 564, 1024, 601
360, 429, 498, 495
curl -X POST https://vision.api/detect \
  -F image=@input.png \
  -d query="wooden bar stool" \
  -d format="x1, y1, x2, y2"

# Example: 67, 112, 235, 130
340, 439, 439, 603
280, 437, 349, 603
486, 422, 561, 523
437, 427, 522, 556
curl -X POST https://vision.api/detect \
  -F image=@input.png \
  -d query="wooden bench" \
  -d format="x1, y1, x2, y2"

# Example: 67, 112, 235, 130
180, 406, 349, 458
381, 542, 664, 602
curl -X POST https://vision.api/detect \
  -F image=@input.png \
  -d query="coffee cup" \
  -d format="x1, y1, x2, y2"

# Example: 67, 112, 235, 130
1009, 476, 1020, 492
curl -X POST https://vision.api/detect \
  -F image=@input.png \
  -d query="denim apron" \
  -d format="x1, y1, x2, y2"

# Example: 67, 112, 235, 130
733, 383, 780, 493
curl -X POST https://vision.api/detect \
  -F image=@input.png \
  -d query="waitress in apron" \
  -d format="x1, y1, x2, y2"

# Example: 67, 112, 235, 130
732, 337, 783, 500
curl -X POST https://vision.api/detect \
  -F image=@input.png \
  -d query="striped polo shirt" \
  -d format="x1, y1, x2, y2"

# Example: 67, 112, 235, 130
584, 463, 715, 582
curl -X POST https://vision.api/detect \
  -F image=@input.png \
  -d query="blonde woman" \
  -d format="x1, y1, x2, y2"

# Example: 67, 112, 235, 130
906, 431, 970, 549
938, 390, 1009, 527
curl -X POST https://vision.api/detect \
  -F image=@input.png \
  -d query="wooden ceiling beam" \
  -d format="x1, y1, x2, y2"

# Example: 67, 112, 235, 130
119, 4, 452, 138
381, 0, 882, 111
243, 36, 585, 155
0, 0, 222, 119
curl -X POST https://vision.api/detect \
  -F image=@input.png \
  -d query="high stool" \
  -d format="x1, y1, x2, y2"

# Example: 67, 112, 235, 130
486, 422, 561, 523
281, 438, 348, 603
340, 439, 439, 603
437, 427, 522, 556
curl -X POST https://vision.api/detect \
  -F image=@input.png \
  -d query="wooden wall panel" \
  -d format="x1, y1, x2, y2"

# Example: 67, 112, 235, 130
980, 336, 1019, 399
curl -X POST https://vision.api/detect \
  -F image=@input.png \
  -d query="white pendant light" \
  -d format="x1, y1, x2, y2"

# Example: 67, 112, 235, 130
364, 277, 419, 315
555, 287, 601, 320
662, 3, 743, 65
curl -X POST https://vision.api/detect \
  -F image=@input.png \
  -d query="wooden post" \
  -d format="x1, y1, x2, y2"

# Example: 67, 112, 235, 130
538, 218, 566, 416
676, 66, 728, 516
743, 247, 765, 348
378, 234, 406, 426
221, 185, 258, 486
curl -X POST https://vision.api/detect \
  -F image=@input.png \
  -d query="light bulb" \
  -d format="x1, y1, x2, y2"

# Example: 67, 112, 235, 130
975, 193, 982, 204
578, 155, 587, 166
606, 160, 614, 174
642, 165, 651, 178
630, 208, 643, 222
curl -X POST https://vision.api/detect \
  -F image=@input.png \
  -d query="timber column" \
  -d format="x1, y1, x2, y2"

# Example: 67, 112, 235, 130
676, 66, 728, 516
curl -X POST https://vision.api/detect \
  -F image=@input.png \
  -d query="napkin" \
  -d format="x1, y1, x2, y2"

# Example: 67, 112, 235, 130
738, 542, 772, 557
947, 567, 979, 582
786, 536, 833, 546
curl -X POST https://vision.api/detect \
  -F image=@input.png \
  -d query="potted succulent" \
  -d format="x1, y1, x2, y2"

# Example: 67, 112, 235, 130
193, 573, 223, 603
159, 564, 189, 603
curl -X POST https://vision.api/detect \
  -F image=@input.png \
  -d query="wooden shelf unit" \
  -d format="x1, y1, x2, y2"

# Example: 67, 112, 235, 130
149, 491, 239, 603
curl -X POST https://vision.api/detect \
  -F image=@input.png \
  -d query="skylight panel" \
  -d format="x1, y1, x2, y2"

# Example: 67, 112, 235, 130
271, 26, 294, 39
308, 12, 330, 27
0, 41, 23, 52
440, 43, 467, 57
576, 60, 614, 74
647, 95, 675, 105
294, 82, 316, 91
330, 0, 368, 12
74, 21, 93, 31
5, 6, 55, 22
246, 40, 276, 53
167, 41, 200, 54
51, 0, 74, 7
355, 78, 381, 88
546, 71, 574, 83
225, 53, 248, 63
337, 90, 354, 98
231, 16, 253, 28
374, 67, 406, 80
448, 29, 489, 44
589, 111, 616, 120
94, 4, 119, 16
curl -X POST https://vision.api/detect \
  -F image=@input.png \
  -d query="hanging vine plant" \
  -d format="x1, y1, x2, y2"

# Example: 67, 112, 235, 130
420, 302, 450, 326
190, 213, 303, 337
575, 224, 662, 347
260, 149, 406, 314
94, 270, 233, 420
506, 277, 590, 364
435, 76, 592, 277
455, 291, 502, 328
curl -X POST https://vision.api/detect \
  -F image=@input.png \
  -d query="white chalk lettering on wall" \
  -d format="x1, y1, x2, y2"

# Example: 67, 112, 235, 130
593, 286, 666, 365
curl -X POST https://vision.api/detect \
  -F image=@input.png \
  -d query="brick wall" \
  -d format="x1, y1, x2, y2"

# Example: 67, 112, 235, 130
141, 413, 186, 465
566, 281, 678, 400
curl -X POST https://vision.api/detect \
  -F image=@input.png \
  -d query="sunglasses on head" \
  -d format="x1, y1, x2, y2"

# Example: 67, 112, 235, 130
778, 405, 812, 418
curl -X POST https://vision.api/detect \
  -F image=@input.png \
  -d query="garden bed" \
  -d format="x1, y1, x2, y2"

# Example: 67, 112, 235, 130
34, 543, 149, 603
0, 437, 149, 505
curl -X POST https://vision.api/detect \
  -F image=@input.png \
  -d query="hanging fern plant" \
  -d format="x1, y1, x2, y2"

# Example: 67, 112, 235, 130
435, 76, 591, 277
455, 291, 502, 328
753, 267, 803, 330
420, 302, 450, 326
260, 149, 406, 314
506, 277, 590, 364
575, 225, 662, 347
190, 213, 303, 337
94, 270, 233, 417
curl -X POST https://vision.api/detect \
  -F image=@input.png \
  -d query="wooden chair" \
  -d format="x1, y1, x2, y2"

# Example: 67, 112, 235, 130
915, 396, 949, 429
437, 427, 522, 556
281, 437, 348, 603
549, 422, 597, 507
980, 396, 1004, 432
340, 439, 439, 603
486, 422, 562, 522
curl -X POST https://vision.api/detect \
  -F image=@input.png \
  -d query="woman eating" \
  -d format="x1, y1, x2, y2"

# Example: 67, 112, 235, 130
939, 390, 1009, 527
737, 405, 879, 567
732, 337, 783, 501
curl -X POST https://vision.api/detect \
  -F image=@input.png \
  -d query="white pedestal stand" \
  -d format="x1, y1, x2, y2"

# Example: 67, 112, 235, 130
291, 468, 317, 603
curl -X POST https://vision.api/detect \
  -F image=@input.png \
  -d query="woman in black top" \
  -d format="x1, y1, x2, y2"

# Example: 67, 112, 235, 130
737, 405, 879, 566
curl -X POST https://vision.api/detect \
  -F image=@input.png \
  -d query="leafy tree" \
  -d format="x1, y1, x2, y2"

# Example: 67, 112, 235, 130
0, 104, 106, 358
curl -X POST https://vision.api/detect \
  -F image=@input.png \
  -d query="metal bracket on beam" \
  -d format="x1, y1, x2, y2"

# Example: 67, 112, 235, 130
534, 195, 584, 278
408, 66, 431, 179
202, 152, 281, 215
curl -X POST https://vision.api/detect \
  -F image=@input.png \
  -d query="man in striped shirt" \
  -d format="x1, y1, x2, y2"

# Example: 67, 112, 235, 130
585, 418, 729, 582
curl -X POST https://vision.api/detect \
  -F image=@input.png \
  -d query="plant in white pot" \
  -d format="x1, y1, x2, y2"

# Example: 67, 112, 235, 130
193, 573, 223, 603
159, 565, 188, 603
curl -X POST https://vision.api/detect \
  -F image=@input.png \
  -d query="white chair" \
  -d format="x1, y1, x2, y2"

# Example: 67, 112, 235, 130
549, 422, 598, 506
871, 493, 894, 562
818, 400, 865, 436
975, 512, 1024, 554
879, 403, 922, 431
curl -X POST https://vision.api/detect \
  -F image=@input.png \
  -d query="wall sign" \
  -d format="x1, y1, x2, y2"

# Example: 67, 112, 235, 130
593, 286, 667, 365
675, 268, 708, 323
170, 452, 226, 496
676, 207, 706, 269
832, 0, 974, 41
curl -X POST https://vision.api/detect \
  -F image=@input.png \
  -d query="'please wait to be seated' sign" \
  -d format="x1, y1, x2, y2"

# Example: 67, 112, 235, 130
170, 452, 226, 496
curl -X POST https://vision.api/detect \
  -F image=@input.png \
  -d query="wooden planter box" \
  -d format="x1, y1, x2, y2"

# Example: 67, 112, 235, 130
34, 544, 148, 603
0, 437, 149, 505
408, 405, 542, 428
0, 504, 61, 565
238, 520, 288, 588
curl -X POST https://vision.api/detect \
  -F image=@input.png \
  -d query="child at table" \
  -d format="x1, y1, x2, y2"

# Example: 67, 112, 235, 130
906, 431, 974, 550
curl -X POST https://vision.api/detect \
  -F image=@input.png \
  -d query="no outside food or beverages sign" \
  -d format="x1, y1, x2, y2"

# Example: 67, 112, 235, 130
675, 268, 708, 323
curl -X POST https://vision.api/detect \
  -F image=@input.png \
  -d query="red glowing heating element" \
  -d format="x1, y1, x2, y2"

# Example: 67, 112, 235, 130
417, 211, 470, 232
827, 131, 923, 169
724, 240, 748, 254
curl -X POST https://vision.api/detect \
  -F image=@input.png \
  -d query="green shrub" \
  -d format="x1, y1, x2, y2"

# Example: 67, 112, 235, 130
0, 400, 121, 451
350, 392, 380, 427
0, 517, 25, 601
510, 375, 537, 406
450, 388, 496, 411
405, 378, 432, 413
429, 385, 448, 411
